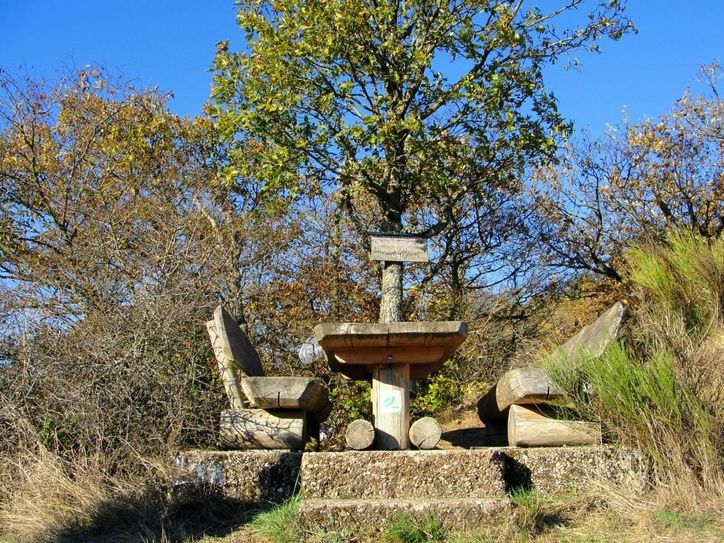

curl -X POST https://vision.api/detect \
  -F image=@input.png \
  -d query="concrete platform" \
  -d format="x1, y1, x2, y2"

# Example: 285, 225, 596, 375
301, 450, 506, 499
173, 450, 302, 504
172, 445, 650, 522
297, 498, 509, 531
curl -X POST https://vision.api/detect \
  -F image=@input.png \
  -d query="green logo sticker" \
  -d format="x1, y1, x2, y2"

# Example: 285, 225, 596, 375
380, 390, 402, 414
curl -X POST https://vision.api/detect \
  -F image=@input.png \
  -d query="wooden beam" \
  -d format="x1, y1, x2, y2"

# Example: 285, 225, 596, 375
372, 364, 410, 449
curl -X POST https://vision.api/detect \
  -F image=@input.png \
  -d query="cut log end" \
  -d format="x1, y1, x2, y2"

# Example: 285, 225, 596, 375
345, 419, 375, 450
409, 417, 442, 449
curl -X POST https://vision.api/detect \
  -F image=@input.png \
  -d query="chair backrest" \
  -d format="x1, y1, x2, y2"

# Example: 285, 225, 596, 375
213, 305, 265, 377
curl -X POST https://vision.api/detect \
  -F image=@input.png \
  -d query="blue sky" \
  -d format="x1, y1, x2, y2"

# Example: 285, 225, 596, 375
1, 1, 721, 136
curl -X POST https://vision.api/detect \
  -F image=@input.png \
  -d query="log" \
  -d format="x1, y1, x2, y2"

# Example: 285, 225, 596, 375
219, 409, 306, 450
371, 363, 410, 449
345, 419, 375, 450
213, 305, 265, 377
206, 320, 244, 409
507, 405, 601, 447
477, 369, 562, 423
409, 417, 441, 449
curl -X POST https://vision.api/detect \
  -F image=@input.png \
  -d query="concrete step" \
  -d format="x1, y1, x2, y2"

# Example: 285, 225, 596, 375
297, 497, 509, 531
301, 450, 506, 499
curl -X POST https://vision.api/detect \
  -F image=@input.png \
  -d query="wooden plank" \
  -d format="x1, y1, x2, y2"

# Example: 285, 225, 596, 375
497, 368, 563, 410
206, 320, 245, 409
213, 305, 265, 377
507, 405, 601, 447
370, 234, 428, 263
241, 376, 329, 412
219, 409, 306, 450
334, 346, 445, 365
559, 301, 628, 362
371, 363, 410, 449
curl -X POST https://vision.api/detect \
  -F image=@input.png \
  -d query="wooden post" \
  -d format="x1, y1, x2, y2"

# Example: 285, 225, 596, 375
372, 363, 410, 449
369, 232, 428, 449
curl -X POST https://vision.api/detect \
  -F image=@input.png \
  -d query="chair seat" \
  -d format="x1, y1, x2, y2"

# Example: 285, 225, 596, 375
241, 376, 329, 413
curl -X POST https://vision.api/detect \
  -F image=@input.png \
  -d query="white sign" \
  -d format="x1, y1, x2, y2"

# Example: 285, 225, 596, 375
370, 235, 428, 263
380, 390, 402, 414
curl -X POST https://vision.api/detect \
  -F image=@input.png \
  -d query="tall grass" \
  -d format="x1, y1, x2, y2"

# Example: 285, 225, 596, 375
546, 232, 722, 490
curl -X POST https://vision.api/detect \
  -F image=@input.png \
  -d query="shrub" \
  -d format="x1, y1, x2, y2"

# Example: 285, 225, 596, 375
545, 231, 723, 488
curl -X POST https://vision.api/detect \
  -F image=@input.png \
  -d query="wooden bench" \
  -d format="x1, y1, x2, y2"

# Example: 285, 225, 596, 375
207, 305, 329, 450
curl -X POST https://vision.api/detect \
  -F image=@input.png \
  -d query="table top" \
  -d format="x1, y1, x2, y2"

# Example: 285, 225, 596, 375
314, 321, 467, 380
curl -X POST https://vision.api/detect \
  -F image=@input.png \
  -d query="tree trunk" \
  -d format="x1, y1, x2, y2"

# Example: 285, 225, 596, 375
379, 261, 403, 322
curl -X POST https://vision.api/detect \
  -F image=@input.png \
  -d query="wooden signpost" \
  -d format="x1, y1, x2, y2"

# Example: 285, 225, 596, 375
371, 231, 427, 449
369, 233, 428, 263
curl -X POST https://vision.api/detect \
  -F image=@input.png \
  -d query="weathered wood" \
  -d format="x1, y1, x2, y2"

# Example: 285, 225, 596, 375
219, 409, 306, 450
558, 301, 628, 361
241, 376, 329, 413
315, 321, 468, 380
507, 405, 601, 448
409, 417, 442, 449
345, 419, 375, 450
206, 320, 245, 409
477, 302, 628, 424
370, 234, 428, 263
334, 346, 445, 365
477, 369, 562, 423
372, 364, 410, 449
213, 305, 265, 377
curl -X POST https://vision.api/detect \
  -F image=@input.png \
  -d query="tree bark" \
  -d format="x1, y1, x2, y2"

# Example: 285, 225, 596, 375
379, 261, 403, 322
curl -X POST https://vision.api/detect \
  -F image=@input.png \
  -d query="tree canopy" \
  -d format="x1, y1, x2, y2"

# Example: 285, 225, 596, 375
210, 0, 634, 235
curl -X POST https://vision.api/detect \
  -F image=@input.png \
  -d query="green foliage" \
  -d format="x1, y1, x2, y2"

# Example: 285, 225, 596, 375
628, 231, 722, 342
509, 488, 553, 535
545, 232, 722, 485
329, 379, 372, 424
212, 0, 633, 234
250, 495, 302, 543
383, 513, 446, 543
412, 370, 462, 416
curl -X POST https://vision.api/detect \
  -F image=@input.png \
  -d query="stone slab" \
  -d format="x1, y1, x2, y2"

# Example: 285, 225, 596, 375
298, 498, 508, 531
213, 305, 265, 377
300, 450, 506, 499
241, 376, 329, 413
173, 450, 302, 504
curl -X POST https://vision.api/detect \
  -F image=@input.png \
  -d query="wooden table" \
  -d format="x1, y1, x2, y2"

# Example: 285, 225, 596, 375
314, 321, 467, 449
